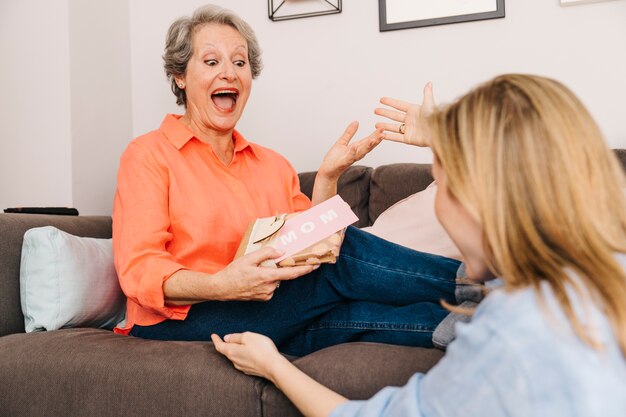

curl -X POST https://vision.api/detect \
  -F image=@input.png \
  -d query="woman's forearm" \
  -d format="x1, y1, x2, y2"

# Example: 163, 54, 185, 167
163, 248, 313, 306
269, 355, 348, 417
163, 269, 223, 305
312, 173, 339, 206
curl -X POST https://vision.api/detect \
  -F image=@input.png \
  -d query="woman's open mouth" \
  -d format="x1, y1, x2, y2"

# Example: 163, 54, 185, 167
211, 89, 239, 111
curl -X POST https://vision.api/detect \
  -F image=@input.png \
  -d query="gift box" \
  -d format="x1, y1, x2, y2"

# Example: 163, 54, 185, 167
234, 195, 358, 267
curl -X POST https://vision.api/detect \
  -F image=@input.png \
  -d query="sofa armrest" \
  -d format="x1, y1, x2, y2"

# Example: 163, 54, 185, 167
0, 214, 112, 337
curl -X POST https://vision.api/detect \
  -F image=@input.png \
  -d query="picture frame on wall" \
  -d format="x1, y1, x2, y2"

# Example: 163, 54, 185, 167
268, 0, 342, 21
560, 0, 618, 5
379, 0, 505, 32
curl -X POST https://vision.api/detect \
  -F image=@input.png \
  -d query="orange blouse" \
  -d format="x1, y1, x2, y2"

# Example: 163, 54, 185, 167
112, 114, 311, 334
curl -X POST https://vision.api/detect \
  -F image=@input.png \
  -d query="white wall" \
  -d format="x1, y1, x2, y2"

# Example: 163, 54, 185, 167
68, 0, 132, 215
0, 0, 73, 210
0, 0, 132, 215
3, 0, 626, 214
129, 0, 626, 173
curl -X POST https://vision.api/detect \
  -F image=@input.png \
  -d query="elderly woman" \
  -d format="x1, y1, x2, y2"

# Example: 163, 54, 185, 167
213, 74, 626, 416
112, 4, 460, 356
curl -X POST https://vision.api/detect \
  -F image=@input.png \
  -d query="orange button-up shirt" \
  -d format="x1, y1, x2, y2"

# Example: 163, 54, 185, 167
112, 114, 311, 334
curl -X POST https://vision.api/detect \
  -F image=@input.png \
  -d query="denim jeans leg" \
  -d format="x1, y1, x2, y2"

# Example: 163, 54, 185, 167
280, 300, 450, 356
131, 226, 460, 356
316, 226, 460, 305
130, 269, 343, 347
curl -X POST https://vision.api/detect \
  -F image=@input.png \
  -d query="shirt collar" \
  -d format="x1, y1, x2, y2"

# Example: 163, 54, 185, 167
160, 114, 194, 149
232, 129, 257, 157
160, 114, 258, 158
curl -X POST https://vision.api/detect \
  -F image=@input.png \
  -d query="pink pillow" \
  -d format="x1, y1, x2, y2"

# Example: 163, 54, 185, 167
362, 182, 462, 260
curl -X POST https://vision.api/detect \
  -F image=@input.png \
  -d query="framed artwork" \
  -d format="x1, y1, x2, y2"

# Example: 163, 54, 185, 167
379, 0, 505, 32
268, 0, 342, 22
561, 0, 618, 5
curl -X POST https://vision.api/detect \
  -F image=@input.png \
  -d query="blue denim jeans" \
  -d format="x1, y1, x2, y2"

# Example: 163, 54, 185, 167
131, 226, 460, 356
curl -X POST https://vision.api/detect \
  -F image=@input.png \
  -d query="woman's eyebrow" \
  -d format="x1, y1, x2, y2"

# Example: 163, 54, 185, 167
197, 43, 247, 53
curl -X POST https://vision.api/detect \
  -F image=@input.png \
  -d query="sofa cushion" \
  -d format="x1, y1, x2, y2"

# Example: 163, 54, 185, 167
0, 329, 443, 417
0, 328, 264, 417
20, 226, 125, 332
369, 163, 434, 224
261, 342, 444, 417
362, 183, 462, 260
0, 214, 112, 337
298, 166, 372, 228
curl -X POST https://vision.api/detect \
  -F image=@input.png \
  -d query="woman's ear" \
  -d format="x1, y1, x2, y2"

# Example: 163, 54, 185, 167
174, 76, 185, 89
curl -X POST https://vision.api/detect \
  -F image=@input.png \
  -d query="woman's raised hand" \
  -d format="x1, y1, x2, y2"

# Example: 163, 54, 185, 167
317, 121, 383, 180
218, 247, 316, 302
375, 82, 436, 148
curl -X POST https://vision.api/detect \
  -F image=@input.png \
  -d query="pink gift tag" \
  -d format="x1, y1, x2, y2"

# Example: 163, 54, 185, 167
273, 195, 358, 262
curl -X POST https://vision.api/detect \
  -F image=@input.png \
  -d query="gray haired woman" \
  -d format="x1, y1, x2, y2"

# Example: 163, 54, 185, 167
112, 4, 460, 356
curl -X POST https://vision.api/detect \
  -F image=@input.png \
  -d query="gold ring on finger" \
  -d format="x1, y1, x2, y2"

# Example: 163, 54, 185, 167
399, 123, 406, 134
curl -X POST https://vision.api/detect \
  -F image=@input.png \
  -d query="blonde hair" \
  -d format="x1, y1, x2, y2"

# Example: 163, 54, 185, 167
430, 74, 626, 355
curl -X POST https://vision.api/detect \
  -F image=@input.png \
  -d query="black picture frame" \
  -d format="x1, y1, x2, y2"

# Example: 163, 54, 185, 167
379, 0, 505, 32
269, 0, 342, 22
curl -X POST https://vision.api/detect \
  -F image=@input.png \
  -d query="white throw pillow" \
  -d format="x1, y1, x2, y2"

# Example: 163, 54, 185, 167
20, 226, 126, 332
362, 182, 462, 260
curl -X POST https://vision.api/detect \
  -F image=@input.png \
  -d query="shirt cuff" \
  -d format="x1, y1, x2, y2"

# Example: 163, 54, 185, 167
137, 257, 190, 318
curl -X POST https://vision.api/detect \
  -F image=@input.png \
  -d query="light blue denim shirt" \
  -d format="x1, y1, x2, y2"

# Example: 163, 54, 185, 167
331, 270, 626, 417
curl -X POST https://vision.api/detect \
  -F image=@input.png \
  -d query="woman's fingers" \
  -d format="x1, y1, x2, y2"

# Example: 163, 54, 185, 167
212, 334, 245, 366
356, 131, 383, 157
211, 333, 227, 351
348, 130, 383, 159
374, 107, 405, 123
275, 264, 317, 280
423, 82, 435, 112
213, 332, 279, 378
223, 333, 245, 344
379, 96, 411, 112
335, 121, 359, 146
354, 129, 381, 146
381, 131, 407, 144
367, 133, 384, 151
368, 128, 385, 142
240, 248, 316, 276
244, 246, 284, 265
375, 122, 405, 134
321, 126, 381, 177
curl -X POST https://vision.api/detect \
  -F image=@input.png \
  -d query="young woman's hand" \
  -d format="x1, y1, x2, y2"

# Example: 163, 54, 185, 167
375, 82, 436, 148
212, 332, 286, 381
213, 332, 350, 417
317, 122, 383, 181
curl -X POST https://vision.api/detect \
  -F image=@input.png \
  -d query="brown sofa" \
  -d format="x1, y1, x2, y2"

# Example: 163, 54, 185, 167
2, 153, 625, 416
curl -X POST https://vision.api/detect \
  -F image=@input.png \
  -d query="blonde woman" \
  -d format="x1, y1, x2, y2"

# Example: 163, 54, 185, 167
212, 74, 626, 417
